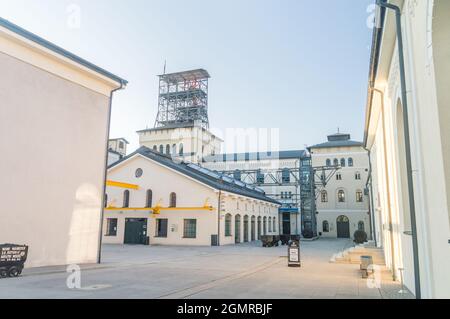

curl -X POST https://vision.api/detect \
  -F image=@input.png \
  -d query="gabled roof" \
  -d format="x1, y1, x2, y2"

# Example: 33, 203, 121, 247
109, 146, 280, 205
203, 150, 307, 163
109, 138, 130, 144
0, 16, 127, 86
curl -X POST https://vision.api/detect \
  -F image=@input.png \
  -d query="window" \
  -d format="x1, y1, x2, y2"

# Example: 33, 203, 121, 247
119, 141, 124, 149
256, 170, 265, 184
358, 221, 365, 231
356, 190, 363, 202
104, 194, 108, 208
323, 221, 329, 233
179, 143, 184, 156
233, 170, 241, 181
326, 159, 331, 166
225, 214, 232, 237
348, 158, 354, 167
340, 158, 346, 167
321, 191, 328, 203
135, 168, 143, 178
183, 219, 197, 238
123, 190, 130, 208
333, 159, 339, 166
172, 144, 177, 155
153, 145, 157, 152
159, 145, 164, 153
273, 218, 276, 233
165, 144, 170, 155
169, 192, 177, 207
282, 168, 290, 183
355, 172, 361, 180
146, 189, 153, 208
106, 218, 118, 236
336, 173, 342, 181
338, 190, 346, 203
156, 219, 168, 237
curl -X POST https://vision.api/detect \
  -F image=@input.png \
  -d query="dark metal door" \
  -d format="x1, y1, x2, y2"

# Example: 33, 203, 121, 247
124, 218, 148, 244
336, 216, 350, 238
282, 213, 291, 235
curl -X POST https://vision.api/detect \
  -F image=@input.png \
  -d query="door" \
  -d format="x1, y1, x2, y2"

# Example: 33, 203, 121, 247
282, 213, 291, 235
336, 215, 350, 238
124, 218, 148, 244
235, 215, 241, 244
243, 216, 249, 242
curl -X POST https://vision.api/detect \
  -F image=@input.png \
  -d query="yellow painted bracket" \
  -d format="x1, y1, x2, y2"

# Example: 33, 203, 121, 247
104, 205, 214, 215
106, 180, 139, 190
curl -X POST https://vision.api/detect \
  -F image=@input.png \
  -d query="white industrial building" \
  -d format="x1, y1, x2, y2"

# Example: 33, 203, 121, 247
103, 147, 280, 246
0, 17, 127, 268
309, 133, 370, 239
202, 151, 306, 236
364, 0, 450, 298
108, 138, 129, 166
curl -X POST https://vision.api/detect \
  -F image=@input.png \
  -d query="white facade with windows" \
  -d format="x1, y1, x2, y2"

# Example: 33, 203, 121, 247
137, 123, 222, 164
309, 133, 370, 239
364, 0, 450, 298
103, 147, 280, 246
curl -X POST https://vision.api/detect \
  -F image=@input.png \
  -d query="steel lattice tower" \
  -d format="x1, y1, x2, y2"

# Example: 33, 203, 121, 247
154, 69, 210, 129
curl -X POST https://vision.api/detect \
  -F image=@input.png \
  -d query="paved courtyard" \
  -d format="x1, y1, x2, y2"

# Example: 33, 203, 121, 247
0, 239, 413, 299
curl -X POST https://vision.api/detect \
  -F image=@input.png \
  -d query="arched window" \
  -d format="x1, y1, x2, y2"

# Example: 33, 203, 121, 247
179, 143, 184, 156
282, 168, 290, 183
273, 218, 276, 233
153, 145, 157, 152
165, 144, 170, 155
340, 158, 346, 167
326, 159, 331, 166
323, 221, 329, 232
338, 190, 346, 203
233, 170, 241, 181
104, 194, 108, 208
169, 192, 177, 207
358, 221, 365, 231
321, 191, 328, 203
348, 158, 354, 167
333, 158, 339, 166
146, 189, 153, 208
172, 144, 177, 155
356, 190, 363, 202
268, 217, 272, 232
159, 145, 164, 153
123, 190, 130, 208
225, 214, 232, 237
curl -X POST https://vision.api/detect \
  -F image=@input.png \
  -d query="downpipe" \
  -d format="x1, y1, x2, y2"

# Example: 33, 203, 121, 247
376, 0, 421, 299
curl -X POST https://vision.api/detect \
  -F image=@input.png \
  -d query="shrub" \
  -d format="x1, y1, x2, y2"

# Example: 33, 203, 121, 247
354, 230, 368, 244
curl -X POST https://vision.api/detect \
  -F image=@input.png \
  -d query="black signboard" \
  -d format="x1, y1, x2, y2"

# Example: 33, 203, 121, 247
0, 245, 28, 264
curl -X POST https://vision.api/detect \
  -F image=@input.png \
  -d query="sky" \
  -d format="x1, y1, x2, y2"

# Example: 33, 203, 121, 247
0, 0, 375, 153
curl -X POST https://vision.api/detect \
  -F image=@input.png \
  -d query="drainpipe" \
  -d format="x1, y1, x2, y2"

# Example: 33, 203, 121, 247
97, 82, 126, 264
364, 148, 377, 247
376, 0, 421, 299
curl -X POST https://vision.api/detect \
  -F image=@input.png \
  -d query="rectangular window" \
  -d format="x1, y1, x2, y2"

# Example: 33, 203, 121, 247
156, 219, 168, 237
356, 191, 364, 203
106, 218, 118, 236
183, 219, 197, 238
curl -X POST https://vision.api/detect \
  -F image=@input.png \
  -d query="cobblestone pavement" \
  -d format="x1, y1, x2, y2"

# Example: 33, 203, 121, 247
0, 238, 414, 299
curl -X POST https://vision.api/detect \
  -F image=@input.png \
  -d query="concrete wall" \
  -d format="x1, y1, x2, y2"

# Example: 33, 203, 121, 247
0, 28, 119, 268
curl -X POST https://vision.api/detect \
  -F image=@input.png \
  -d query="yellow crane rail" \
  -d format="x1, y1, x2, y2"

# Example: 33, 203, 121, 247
106, 180, 139, 190
104, 205, 214, 215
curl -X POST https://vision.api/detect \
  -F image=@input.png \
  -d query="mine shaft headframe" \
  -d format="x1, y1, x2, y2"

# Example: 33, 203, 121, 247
155, 69, 211, 129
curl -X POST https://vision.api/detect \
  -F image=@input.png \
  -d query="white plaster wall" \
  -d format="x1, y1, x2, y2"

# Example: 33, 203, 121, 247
0, 51, 112, 268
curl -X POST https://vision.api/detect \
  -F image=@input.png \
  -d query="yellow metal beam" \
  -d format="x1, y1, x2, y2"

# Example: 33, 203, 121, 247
106, 180, 139, 190
104, 206, 214, 214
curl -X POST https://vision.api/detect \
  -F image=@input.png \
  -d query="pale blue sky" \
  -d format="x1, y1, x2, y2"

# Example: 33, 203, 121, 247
0, 0, 374, 152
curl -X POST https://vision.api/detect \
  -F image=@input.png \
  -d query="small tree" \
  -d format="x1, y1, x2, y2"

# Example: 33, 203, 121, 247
354, 230, 368, 244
